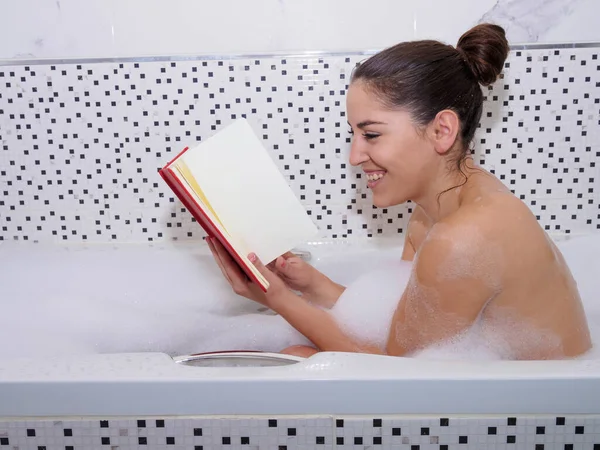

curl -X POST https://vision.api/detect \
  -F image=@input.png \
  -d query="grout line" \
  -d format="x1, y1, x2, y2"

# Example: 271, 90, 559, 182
0, 42, 599, 67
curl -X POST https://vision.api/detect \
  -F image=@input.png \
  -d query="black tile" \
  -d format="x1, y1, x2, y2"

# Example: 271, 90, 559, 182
421, 427, 429, 435
64, 429, 72, 437
488, 427, 497, 435
373, 436, 382, 445
137, 420, 146, 427
575, 426, 584, 434
373, 418, 382, 427
535, 445, 544, 450
459, 436, 468, 444
194, 428, 202, 436
156, 420, 165, 428
0, 438, 8, 445
27, 429, 36, 437
565, 445, 573, 450
101, 437, 110, 445
440, 418, 449, 426
221, 437, 230, 445
336, 437, 344, 445
392, 427, 401, 436
354, 437, 363, 445
287, 428, 296, 436
507, 417, 517, 426
507, 435, 516, 444
537, 426, 545, 434
336, 419, 344, 428
556, 417, 566, 425
241, 437, 250, 445
139, 437, 147, 445
268, 419, 277, 427
316, 436, 325, 444
100, 421, 109, 428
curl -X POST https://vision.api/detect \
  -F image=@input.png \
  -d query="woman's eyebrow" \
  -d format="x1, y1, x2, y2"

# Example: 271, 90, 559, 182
347, 120, 387, 129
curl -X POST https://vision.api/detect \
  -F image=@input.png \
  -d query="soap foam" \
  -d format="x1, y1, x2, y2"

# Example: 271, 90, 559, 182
328, 259, 412, 350
0, 243, 307, 359
408, 306, 564, 361
0, 234, 598, 361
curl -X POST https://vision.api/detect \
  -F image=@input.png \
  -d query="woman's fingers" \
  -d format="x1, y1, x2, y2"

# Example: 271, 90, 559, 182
210, 238, 252, 296
207, 237, 234, 285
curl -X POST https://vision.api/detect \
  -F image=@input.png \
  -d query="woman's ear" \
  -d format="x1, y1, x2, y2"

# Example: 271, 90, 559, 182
428, 109, 460, 155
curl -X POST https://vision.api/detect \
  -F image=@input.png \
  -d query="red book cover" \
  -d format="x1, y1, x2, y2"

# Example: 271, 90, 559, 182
158, 147, 268, 292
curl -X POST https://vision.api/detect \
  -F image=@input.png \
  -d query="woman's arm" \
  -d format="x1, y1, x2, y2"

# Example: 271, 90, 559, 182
207, 238, 382, 353
274, 224, 499, 356
387, 222, 501, 356
272, 289, 385, 354
301, 271, 346, 309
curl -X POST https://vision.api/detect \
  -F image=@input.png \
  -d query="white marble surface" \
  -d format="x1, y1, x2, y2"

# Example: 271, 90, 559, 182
0, 0, 598, 61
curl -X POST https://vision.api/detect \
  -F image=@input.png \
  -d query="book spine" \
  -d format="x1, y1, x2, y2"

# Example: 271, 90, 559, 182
158, 167, 215, 239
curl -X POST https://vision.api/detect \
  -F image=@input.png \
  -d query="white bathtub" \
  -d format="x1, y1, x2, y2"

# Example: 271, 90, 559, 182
0, 235, 600, 419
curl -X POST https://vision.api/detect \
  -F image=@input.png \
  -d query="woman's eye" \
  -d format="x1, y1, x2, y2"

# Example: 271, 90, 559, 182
363, 133, 380, 140
348, 129, 379, 140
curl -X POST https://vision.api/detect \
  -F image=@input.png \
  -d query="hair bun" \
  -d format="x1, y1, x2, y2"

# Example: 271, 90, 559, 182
457, 23, 509, 86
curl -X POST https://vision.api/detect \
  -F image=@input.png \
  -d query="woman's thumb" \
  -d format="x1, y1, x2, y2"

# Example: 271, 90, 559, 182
276, 255, 304, 273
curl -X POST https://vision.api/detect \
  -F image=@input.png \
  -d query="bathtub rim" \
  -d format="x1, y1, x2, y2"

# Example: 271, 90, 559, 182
0, 351, 599, 417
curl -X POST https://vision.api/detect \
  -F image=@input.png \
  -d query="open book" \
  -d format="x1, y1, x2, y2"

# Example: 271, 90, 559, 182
159, 118, 319, 292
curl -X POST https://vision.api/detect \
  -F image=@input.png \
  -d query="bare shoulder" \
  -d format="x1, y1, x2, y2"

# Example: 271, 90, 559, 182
415, 216, 502, 288
418, 192, 545, 283
446, 191, 538, 244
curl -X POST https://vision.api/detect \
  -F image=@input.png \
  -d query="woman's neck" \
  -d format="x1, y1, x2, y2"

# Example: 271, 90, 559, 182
413, 157, 477, 223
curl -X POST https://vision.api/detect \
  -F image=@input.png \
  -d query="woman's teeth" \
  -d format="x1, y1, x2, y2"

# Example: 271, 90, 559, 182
366, 173, 385, 181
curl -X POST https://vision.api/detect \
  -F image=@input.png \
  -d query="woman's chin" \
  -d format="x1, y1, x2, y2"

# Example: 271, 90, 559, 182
372, 196, 395, 209
372, 192, 407, 209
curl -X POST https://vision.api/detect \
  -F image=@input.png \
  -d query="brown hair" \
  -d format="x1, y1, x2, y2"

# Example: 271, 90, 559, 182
351, 23, 509, 168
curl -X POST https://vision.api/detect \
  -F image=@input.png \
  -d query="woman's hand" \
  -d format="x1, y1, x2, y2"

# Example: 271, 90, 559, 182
269, 252, 345, 309
206, 237, 291, 308
207, 237, 380, 355
268, 252, 317, 293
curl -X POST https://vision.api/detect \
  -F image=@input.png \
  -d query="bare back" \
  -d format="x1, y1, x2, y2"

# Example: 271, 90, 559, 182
394, 168, 591, 360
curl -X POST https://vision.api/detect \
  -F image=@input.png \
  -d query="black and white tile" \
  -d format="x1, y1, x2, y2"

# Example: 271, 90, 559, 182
1, 415, 600, 450
0, 417, 333, 450
334, 415, 600, 450
0, 46, 598, 243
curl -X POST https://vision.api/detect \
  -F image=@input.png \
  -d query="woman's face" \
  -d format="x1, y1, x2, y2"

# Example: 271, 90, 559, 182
346, 81, 439, 208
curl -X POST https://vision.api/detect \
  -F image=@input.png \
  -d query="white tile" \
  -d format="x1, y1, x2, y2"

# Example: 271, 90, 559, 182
1, 48, 598, 244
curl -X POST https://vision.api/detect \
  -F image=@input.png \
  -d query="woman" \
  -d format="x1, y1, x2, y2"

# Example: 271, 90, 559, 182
207, 23, 592, 360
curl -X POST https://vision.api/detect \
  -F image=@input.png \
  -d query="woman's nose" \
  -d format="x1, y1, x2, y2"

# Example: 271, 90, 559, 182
349, 140, 369, 167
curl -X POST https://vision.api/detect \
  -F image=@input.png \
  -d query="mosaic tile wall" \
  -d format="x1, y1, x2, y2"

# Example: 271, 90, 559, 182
1, 415, 599, 450
0, 46, 599, 243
